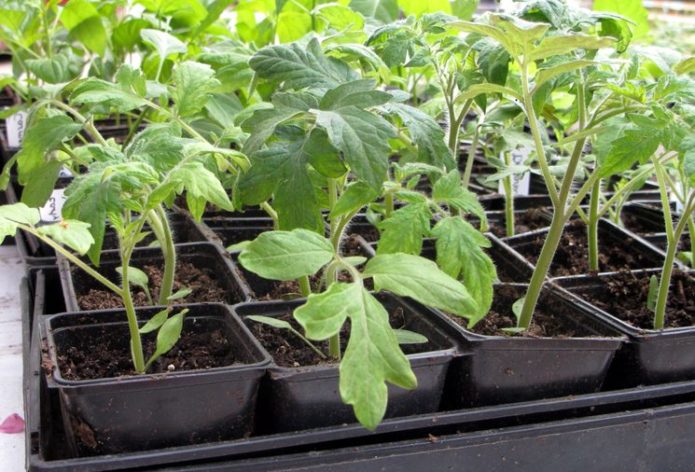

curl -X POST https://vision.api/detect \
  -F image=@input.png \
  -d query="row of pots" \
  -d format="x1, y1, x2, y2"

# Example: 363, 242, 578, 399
33, 209, 693, 456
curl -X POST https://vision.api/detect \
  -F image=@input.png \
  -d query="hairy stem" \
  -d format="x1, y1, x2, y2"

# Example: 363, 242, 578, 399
119, 244, 147, 373
502, 152, 515, 237
461, 125, 480, 189
153, 206, 177, 304
588, 180, 600, 271
298, 275, 311, 297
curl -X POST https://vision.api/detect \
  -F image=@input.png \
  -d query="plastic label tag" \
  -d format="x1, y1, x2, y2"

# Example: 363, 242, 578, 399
39, 189, 67, 223
498, 147, 531, 197
6, 111, 28, 148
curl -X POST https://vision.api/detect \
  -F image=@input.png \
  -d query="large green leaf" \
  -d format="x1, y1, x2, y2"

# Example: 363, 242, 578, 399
239, 229, 335, 280
594, 0, 649, 39
315, 106, 396, 190
140, 28, 187, 60
431, 217, 496, 323
71, 78, 147, 112
295, 282, 416, 430
319, 79, 392, 111
0, 203, 40, 244
15, 114, 82, 188
172, 61, 221, 117
376, 203, 430, 255
363, 253, 478, 318
25, 55, 74, 83
330, 181, 379, 218
249, 38, 356, 90
598, 127, 662, 177
383, 103, 454, 169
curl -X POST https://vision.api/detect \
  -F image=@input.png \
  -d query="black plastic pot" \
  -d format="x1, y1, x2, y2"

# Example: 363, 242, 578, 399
505, 218, 673, 281
430, 284, 624, 407
619, 202, 673, 236
203, 217, 275, 251
554, 269, 695, 387
234, 294, 459, 433
478, 194, 553, 212
485, 207, 553, 240
40, 303, 271, 455
58, 242, 250, 311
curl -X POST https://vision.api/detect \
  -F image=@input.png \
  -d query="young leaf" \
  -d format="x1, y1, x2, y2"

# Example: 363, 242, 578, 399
295, 283, 417, 430
239, 229, 335, 281
247, 315, 294, 330
432, 170, 487, 223
140, 29, 187, 62
145, 309, 189, 369
116, 266, 150, 293
139, 308, 171, 334
512, 296, 526, 321
376, 203, 431, 255
167, 288, 193, 302
36, 220, 94, 255
363, 254, 479, 318
330, 181, 379, 218
393, 329, 428, 345
647, 275, 659, 313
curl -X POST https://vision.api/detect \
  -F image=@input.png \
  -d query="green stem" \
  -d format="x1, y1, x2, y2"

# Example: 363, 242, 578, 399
298, 275, 311, 297
45, 100, 108, 146
588, 179, 600, 271
520, 63, 560, 208
260, 201, 279, 229
328, 178, 338, 238
122, 109, 148, 148
153, 206, 177, 305
448, 99, 472, 155
653, 196, 694, 329
461, 125, 480, 189
688, 217, 695, 269
502, 151, 515, 237
384, 192, 394, 219
119, 245, 147, 373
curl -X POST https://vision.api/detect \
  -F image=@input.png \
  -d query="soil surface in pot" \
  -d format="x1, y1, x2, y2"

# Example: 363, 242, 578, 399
77, 262, 226, 310
574, 270, 695, 330
445, 286, 595, 338
346, 223, 380, 243
247, 308, 432, 368
489, 208, 550, 239
515, 219, 657, 277
55, 320, 239, 380
621, 213, 659, 235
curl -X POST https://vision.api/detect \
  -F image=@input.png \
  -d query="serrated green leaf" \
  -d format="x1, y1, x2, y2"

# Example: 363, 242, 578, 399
364, 253, 478, 318
320, 79, 392, 111
16, 114, 82, 187
21, 160, 62, 208
383, 103, 454, 169
433, 170, 486, 222
295, 283, 416, 430
599, 127, 661, 177
71, 78, 147, 112
349, 0, 398, 23
315, 106, 396, 191
377, 203, 430, 255
173, 61, 221, 117
25, 55, 74, 83
250, 38, 356, 91
37, 220, 94, 254
239, 229, 335, 281
431, 217, 496, 323
139, 308, 171, 334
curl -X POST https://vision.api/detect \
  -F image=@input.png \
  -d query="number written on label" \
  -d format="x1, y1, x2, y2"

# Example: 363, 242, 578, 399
39, 189, 68, 223
6, 111, 28, 148
498, 147, 531, 197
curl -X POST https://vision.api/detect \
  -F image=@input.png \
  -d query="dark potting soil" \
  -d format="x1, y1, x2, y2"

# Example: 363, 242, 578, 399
56, 321, 239, 380
620, 213, 656, 235
489, 208, 550, 238
575, 270, 695, 330
77, 262, 227, 310
248, 307, 432, 368
346, 223, 380, 243
445, 286, 594, 338
342, 234, 369, 257
516, 219, 655, 277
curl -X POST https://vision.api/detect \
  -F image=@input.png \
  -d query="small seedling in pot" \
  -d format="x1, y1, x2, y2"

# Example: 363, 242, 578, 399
238, 228, 477, 429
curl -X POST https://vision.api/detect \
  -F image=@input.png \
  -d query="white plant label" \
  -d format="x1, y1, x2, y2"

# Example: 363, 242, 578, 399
6, 111, 28, 148
39, 189, 67, 223
498, 147, 531, 197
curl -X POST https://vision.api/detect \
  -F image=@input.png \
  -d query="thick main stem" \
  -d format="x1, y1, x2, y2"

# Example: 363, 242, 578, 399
502, 152, 515, 237
588, 180, 600, 271
153, 206, 177, 305
119, 245, 147, 373
688, 217, 695, 269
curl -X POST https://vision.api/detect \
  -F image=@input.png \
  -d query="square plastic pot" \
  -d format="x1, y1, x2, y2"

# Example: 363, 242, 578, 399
233, 294, 460, 433
58, 242, 251, 311
429, 284, 624, 407
505, 218, 673, 281
39, 303, 271, 455
554, 269, 695, 387
202, 217, 275, 252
